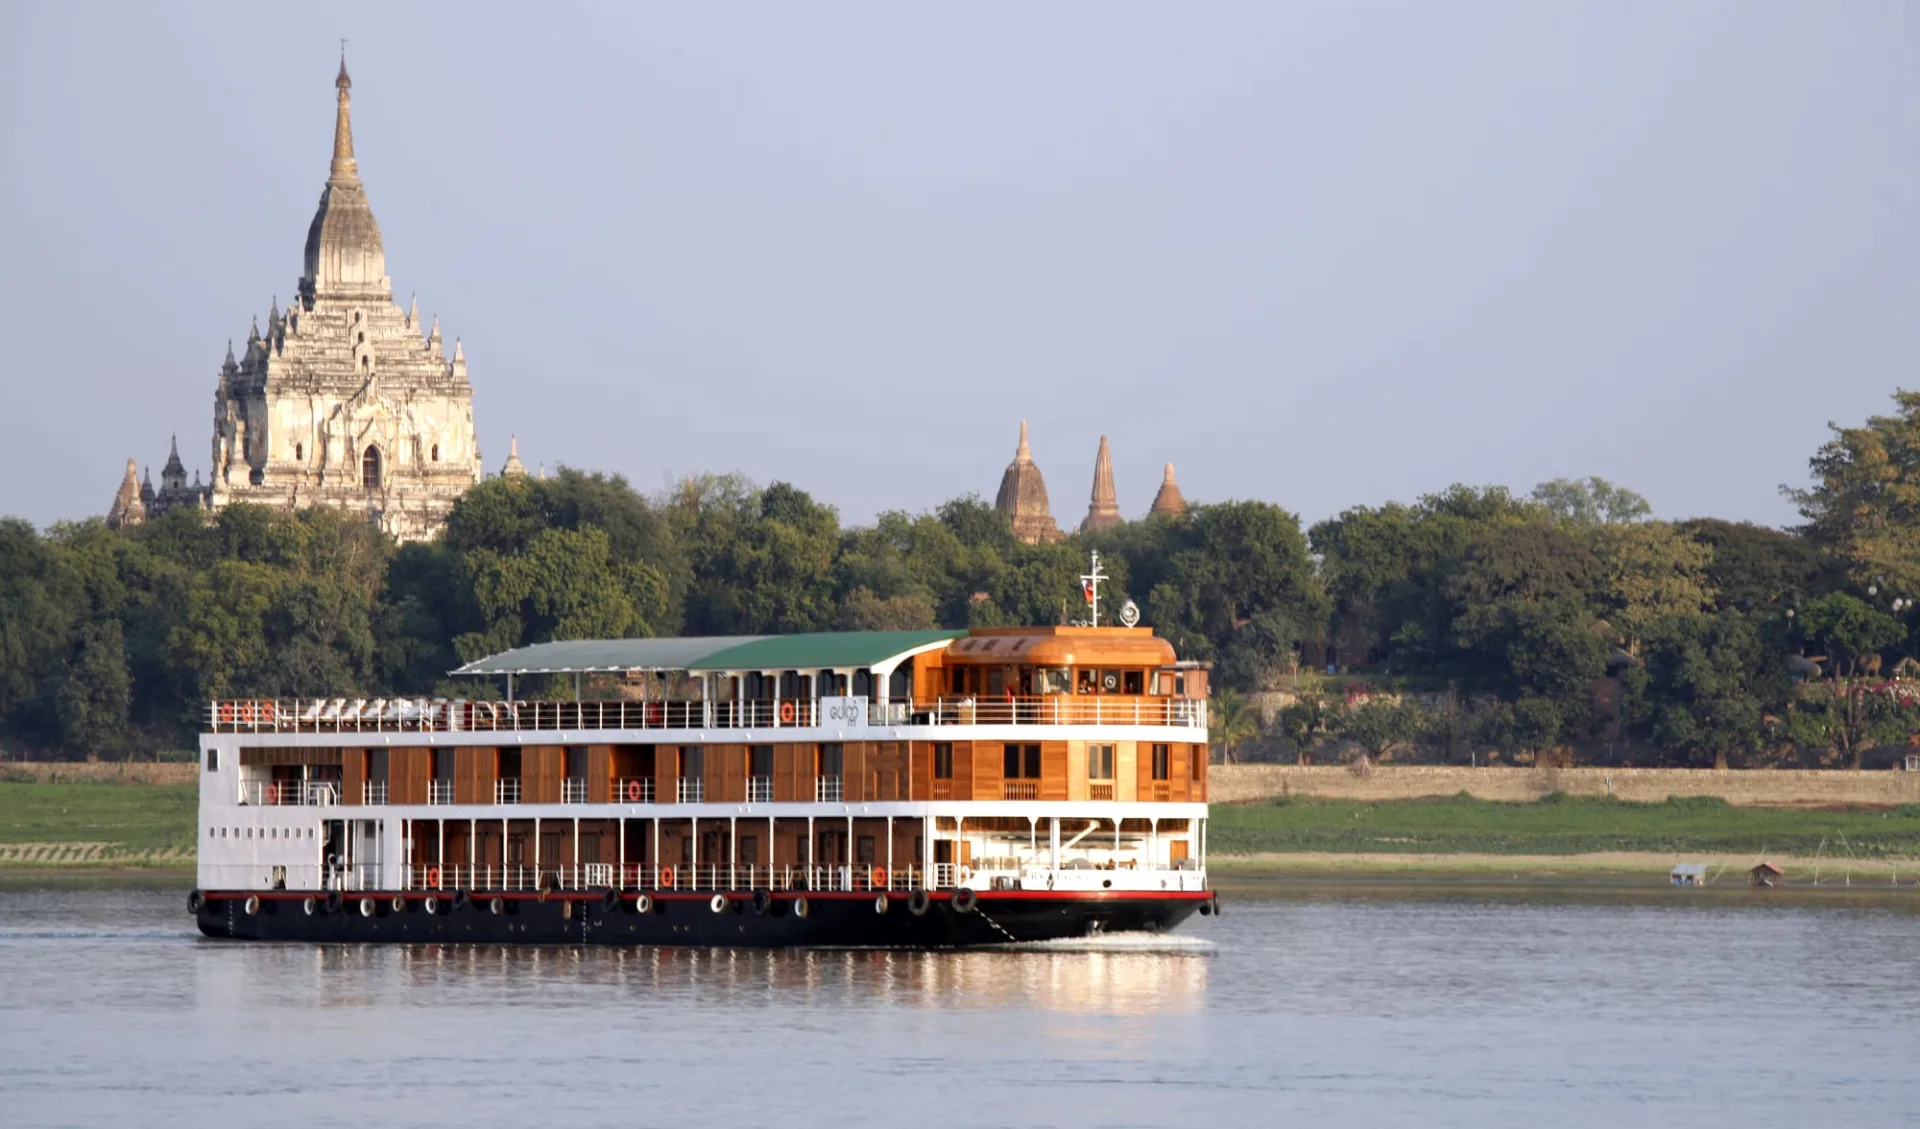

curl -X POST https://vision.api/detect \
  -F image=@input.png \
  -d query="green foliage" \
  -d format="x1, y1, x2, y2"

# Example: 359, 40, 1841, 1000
1530, 476, 1652, 526
1207, 794, 1920, 857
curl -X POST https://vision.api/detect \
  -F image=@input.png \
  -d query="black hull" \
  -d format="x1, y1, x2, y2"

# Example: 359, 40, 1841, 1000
194, 888, 1212, 947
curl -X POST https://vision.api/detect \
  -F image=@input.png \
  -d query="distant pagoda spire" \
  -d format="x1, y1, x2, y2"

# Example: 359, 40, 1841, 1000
1080, 435, 1122, 533
1149, 462, 1187, 517
994, 420, 1061, 544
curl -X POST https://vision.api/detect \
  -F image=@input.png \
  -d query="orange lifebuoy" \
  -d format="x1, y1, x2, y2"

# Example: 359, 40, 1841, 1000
218, 702, 235, 724
626, 779, 644, 802
659, 866, 675, 889
426, 865, 441, 889
256, 700, 277, 725
779, 700, 796, 725
262, 782, 279, 806
237, 701, 256, 724
870, 865, 888, 890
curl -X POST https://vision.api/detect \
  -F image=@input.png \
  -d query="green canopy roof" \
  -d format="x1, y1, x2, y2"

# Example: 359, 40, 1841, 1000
451, 630, 965, 677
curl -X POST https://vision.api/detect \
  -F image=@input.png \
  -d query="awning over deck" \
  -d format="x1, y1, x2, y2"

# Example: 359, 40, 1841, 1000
451, 630, 966, 677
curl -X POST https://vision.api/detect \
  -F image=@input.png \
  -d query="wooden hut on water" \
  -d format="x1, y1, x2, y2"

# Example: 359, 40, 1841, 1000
1749, 862, 1783, 888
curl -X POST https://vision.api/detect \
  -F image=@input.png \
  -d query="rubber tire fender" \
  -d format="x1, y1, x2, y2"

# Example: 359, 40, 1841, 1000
751, 889, 772, 916
792, 895, 810, 919
324, 890, 343, 916
952, 887, 978, 914
907, 888, 931, 917
187, 890, 205, 915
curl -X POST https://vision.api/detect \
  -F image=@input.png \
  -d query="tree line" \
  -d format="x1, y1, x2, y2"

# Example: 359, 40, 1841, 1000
5, 390, 1920, 768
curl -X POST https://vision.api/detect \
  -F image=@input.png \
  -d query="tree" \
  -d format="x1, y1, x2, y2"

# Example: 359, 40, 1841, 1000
1592, 522, 1715, 654
1210, 688, 1260, 764
1275, 692, 1332, 764
1635, 610, 1788, 770
1531, 476, 1652, 526
1787, 389, 1920, 593
1796, 593, 1902, 677
1675, 518, 1835, 613
1334, 697, 1421, 762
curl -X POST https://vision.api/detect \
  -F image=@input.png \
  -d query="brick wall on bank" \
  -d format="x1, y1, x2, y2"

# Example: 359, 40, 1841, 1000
1209, 764, 1920, 807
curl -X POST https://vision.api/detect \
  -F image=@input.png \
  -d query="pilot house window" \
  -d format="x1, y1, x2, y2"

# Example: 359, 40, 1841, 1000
1003, 744, 1041, 780
361, 446, 381, 489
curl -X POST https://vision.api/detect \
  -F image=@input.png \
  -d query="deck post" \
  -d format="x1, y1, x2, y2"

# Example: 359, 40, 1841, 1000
1050, 816, 1060, 873
437, 819, 445, 888
469, 818, 476, 882
730, 816, 737, 889
618, 818, 626, 889
846, 814, 853, 891
691, 817, 699, 889
885, 815, 892, 889
533, 817, 541, 883
572, 817, 579, 889
652, 818, 660, 887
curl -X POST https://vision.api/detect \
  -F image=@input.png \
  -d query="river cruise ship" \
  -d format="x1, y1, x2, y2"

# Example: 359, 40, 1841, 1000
191, 618, 1214, 946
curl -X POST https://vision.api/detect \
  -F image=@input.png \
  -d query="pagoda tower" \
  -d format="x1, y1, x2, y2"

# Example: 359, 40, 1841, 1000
1149, 462, 1187, 517
1079, 435, 1122, 533
994, 421, 1062, 544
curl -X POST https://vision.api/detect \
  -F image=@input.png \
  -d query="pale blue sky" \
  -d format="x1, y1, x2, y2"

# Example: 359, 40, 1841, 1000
3, 3, 1917, 532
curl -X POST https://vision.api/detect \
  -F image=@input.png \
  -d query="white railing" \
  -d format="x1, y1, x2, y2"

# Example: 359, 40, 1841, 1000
402, 862, 930, 893
615, 777, 654, 804
747, 776, 773, 803
429, 780, 454, 805
677, 779, 704, 803
494, 779, 521, 804
562, 778, 588, 804
204, 693, 1209, 734
241, 781, 339, 807
814, 777, 843, 802
362, 781, 388, 805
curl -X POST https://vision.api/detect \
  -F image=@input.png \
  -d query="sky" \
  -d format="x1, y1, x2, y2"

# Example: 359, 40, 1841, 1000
3, 3, 1918, 534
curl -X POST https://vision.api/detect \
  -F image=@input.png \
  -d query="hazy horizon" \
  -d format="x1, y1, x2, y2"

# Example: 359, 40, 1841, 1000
5, 3, 1917, 534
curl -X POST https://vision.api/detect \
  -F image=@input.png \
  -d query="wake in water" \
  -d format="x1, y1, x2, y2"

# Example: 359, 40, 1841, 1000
1002, 930, 1216, 954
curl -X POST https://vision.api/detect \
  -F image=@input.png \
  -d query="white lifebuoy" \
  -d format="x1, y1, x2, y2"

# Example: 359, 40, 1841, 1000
244, 895, 261, 916
634, 894, 652, 914
873, 893, 889, 915
359, 897, 375, 918
793, 895, 810, 919
709, 893, 727, 914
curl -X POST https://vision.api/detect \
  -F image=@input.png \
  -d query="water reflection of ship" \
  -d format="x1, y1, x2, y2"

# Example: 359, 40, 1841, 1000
273, 940, 1210, 1016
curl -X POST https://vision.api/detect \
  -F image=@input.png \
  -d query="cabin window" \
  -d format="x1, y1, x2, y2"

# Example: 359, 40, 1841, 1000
740, 835, 758, 865
1192, 744, 1205, 780
817, 744, 844, 777
679, 747, 704, 779
750, 746, 774, 777
361, 445, 381, 488
1035, 668, 1072, 695
1088, 744, 1115, 781
1124, 670, 1143, 695
857, 836, 876, 864
1076, 669, 1097, 694
933, 743, 953, 780
206, 750, 218, 773
1152, 743, 1171, 781
1003, 744, 1041, 780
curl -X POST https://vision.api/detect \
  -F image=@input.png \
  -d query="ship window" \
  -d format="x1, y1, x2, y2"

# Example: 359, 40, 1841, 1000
933, 743, 953, 780
1192, 745, 1204, 780
1035, 668, 1072, 695
431, 444, 440, 462
1152, 743, 1171, 781
679, 747, 703, 779
856, 836, 876, 864
1088, 744, 1115, 781
206, 750, 218, 773
750, 746, 773, 776
817, 743, 843, 777
362, 445, 381, 488
1124, 670, 1143, 695
1003, 744, 1040, 780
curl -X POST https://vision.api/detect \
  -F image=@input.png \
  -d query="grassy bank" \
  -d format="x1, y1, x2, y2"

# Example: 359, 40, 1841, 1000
0, 780, 196, 867
1210, 794, 1920, 859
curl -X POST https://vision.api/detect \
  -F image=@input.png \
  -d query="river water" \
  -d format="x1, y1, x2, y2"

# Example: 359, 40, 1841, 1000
1, 879, 1914, 1128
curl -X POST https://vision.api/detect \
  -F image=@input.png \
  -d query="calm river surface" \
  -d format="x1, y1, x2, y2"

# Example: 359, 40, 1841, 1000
1, 880, 1915, 1128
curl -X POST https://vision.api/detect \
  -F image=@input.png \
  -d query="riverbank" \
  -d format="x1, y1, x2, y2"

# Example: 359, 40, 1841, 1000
0, 780, 195, 870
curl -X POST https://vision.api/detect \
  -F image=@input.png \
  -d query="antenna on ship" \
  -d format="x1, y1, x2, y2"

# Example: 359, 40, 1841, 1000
1079, 549, 1106, 627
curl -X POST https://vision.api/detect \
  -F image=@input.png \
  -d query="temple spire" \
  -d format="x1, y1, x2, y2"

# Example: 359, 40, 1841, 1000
1150, 462, 1188, 517
1080, 435, 1122, 533
1017, 419, 1032, 460
331, 49, 358, 184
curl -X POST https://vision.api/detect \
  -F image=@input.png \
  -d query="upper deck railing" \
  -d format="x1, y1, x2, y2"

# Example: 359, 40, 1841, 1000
203, 694, 1207, 735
